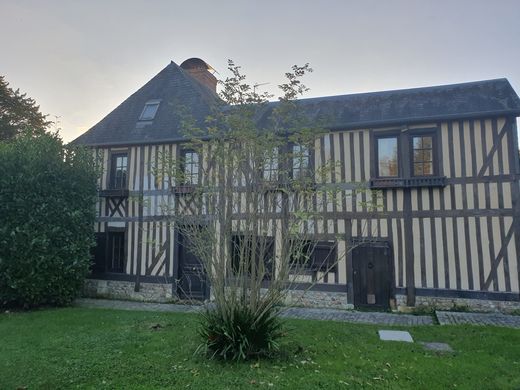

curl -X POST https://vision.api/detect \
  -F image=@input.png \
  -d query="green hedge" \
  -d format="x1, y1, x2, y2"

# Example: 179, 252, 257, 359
0, 133, 97, 308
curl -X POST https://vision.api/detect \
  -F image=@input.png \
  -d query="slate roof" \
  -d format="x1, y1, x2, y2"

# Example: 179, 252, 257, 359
72, 61, 219, 146
73, 62, 520, 147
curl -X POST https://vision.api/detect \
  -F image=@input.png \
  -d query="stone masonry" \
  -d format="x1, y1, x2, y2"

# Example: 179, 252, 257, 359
396, 294, 520, 313
83, 279, 173, 303
84, 279, 520, 312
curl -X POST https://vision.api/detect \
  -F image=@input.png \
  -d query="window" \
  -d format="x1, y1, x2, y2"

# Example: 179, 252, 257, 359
377, 136, 398, 177
263, 147, 279, 181
290, 241, 336, 272
412, 135, 434, 176
91, 231, 125, 274
231, 235, 274, 280
231, 235, 273, 280
292, 143, 310, 178
371, 128, 443, 188
139, 100, 160, 121
182, 150, 199, 185
110, 153, 128, 189
290, 241, 313, 268
107, 231, 125, 273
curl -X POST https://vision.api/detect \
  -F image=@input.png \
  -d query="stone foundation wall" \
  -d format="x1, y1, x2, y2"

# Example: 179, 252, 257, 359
396, 294, 520, 313
83, 279, 173, 303
283, 289, 353, 309
213, 287, 352, 309
84, 279, 519, 312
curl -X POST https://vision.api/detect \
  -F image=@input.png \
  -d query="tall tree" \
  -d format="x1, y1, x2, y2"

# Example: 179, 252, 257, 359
0, 75, 50, 140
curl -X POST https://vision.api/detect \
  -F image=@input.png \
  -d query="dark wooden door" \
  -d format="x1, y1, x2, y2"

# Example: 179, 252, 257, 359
352, 244, 392, 310
177, 231, 207, 300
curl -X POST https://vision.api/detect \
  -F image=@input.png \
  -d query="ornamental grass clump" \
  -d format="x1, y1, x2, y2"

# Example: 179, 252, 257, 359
198, 302, 284, 361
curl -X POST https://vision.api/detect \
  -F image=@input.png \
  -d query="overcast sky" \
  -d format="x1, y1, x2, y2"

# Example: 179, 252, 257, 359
1, 0, 520, 142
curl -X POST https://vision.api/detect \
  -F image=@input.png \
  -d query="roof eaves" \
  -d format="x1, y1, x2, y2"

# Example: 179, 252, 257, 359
327, 108, 520, 131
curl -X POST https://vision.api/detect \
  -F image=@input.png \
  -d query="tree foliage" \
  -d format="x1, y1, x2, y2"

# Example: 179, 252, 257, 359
0, 132, 98, 308
0, 75, 50, 140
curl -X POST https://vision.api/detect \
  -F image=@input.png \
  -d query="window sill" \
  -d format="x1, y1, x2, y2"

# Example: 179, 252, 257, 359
99, 189, 129, 197
369, 176, 446, 189
172, 184, 197, 194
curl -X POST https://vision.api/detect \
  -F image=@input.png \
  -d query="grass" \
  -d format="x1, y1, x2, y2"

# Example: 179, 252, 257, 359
1, 308, 519, 389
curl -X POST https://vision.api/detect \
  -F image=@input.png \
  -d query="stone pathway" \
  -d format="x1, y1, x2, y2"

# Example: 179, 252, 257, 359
280, 307, 433, 326
436, 311, 520, 328
75, 298, 433, 326
76, 298, 201, 313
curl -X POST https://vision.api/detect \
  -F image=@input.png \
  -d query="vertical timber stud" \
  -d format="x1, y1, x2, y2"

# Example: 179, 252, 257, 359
508, 118, 520, 299
135, 147, 145, 292
403, 189, 415, 305
401, 127, 415, 305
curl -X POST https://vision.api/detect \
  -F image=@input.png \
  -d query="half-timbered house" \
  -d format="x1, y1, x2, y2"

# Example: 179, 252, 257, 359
74, 58, 520, 311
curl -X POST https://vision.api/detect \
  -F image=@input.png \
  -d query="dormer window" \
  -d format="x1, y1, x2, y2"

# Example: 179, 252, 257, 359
139, 100, 160, 121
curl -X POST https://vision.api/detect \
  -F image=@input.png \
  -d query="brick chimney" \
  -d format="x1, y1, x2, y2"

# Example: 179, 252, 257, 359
180, 58, 217, 93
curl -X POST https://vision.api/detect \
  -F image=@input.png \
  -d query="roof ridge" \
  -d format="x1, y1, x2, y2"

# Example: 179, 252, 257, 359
280, 78, 513, 105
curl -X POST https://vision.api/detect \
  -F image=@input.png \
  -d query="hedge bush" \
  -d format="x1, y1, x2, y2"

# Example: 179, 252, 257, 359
0, 132, 97, 308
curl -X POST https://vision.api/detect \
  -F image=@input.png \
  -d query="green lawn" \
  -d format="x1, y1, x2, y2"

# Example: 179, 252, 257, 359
1, 308, 519, 389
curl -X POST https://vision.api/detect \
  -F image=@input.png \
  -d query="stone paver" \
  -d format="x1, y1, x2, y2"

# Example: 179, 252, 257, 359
419, 342, 454, 352
75, 299, 433, 326
378, 330, 414, 342
436, 311, 520, 328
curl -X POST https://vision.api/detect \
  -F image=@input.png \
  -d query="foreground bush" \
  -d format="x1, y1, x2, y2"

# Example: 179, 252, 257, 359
0, 132, 97, 308
198, 303, 284, 361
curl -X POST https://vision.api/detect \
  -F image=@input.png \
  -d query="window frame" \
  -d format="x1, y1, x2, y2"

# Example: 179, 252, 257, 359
290, 142, 314, 179
374, 133, 401, 178
106, 230, 126, 273
91, 228, 126, 274
139, 100, 161, 121
409, 129, 439, 177
289, 240, 337, 273
109, 152, 129, 190
262, 146, 280, 182
372, 126, 441, 181
180, 148, 200, 186
230, 235, 275, 281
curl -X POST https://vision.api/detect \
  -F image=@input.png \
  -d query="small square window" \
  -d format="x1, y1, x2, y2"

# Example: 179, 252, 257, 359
139, 101, 160, 121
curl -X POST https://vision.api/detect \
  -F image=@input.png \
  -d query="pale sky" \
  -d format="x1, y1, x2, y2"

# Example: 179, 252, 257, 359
1, 0, 520, 142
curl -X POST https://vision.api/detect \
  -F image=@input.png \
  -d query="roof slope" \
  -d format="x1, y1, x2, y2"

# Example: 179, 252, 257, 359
72, 61, 219, 146
274, 78, 520, 129
74, 66, 520, 147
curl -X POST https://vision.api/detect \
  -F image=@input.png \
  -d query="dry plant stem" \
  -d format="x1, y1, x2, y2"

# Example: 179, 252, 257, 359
145, 61, 382, 319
